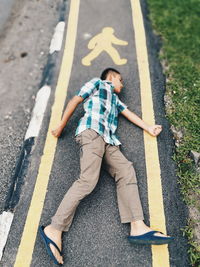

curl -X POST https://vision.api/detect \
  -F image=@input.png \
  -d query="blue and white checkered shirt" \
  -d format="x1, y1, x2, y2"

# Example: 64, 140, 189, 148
75, 78, 128, 145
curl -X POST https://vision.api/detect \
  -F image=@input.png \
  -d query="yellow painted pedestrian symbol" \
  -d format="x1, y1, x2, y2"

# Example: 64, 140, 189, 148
82, 27, 128, 66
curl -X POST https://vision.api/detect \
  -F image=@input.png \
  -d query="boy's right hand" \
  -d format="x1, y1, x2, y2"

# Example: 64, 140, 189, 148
51, 125, 63, 138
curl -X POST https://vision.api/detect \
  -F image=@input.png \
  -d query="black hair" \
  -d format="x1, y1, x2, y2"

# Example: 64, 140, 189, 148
100, 68, 120, 80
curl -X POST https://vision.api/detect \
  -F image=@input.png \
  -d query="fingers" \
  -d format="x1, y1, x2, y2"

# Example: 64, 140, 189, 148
154, 125, 162, 136
51, 129, 57, 137
155, 125, 162, 130
148, 125, 162, 137
51, 129, 60, 138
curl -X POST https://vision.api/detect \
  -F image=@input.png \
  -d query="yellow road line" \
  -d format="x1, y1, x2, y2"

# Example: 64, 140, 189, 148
14, 0, 80, 266
130, 0, 170, 266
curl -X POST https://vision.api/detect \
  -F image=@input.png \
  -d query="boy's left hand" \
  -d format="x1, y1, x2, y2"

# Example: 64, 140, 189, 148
147, 125, 162, 137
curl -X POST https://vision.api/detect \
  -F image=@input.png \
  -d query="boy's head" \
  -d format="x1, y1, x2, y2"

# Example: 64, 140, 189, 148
100, 68, 123, 94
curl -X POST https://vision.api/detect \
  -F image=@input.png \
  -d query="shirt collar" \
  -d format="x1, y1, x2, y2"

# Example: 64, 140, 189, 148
102, 79, 115, 93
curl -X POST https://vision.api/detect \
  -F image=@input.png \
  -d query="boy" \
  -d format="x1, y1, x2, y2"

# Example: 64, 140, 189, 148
39, 68, 173, 265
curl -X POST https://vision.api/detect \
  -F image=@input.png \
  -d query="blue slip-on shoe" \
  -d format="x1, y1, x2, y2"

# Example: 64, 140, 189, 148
127, 231, 174, 245
39, 225, 63, 266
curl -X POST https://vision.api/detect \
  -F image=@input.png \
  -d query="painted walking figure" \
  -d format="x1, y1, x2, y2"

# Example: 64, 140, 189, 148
82, 27, 128, 66
39, 68, 174, 265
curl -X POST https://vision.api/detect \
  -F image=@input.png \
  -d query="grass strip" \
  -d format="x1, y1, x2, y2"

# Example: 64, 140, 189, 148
146, 0, 200, 266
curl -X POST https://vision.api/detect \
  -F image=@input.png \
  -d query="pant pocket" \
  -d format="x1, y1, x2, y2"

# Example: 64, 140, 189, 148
76, 129, 100, 146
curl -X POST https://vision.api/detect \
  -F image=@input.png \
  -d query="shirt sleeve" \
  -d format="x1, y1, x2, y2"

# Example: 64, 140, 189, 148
75, 78, 100, 100
116, 96, 128, 113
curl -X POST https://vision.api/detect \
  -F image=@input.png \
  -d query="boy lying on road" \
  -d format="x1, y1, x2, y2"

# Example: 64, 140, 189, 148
39, 68, 174, 265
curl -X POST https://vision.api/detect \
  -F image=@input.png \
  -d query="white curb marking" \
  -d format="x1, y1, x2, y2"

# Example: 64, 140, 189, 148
25, 85, 51, 140
49, 21, 65, 54
1, 18, 64, 264
0, 211, 14, 260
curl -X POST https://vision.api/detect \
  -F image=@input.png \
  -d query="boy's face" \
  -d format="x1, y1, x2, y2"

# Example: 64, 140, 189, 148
109, 73, 124, 94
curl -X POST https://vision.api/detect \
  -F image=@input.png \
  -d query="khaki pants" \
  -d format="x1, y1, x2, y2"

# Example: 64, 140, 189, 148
51, 129, 144, 232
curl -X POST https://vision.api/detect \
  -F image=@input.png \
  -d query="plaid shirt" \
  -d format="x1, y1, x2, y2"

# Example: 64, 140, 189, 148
75, 78, 128, 145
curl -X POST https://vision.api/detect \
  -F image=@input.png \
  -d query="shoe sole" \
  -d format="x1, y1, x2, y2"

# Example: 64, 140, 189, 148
128, 237, 174, 245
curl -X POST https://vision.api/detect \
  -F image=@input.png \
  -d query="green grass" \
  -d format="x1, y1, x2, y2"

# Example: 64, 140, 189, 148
146, 0, 200, 266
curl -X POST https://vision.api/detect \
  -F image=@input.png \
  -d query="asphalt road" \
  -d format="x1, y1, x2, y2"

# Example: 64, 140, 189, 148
0, 0, 14, 33
0, 0, 189, 266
